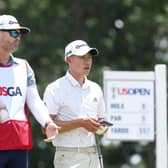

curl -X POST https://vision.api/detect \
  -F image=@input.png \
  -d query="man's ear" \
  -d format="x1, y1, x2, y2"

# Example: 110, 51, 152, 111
66, 56, 71, 64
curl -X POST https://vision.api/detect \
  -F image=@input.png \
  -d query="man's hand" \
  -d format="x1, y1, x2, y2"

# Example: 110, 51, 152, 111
43, 122, 60, 143
81, 117, 101, 133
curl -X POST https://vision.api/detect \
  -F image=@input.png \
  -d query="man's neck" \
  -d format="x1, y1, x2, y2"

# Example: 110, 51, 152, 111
68, 70, 85, 87
0, 53, 11, 65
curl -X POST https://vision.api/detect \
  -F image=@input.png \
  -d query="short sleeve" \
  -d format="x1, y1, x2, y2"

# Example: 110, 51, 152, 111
25, 61, 36, 87
43, 83, 60, 115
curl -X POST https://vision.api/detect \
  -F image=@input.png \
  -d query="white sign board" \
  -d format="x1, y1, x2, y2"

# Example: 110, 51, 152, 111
104, 71, 155, 141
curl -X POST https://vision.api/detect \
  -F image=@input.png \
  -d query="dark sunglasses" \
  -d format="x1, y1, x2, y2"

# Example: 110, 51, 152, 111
0, 29, 22, 38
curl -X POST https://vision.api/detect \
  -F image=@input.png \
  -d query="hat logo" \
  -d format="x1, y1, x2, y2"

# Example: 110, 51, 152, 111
66, 50, 72, 56
9, 20, 18, 25
76, 44, 87, 49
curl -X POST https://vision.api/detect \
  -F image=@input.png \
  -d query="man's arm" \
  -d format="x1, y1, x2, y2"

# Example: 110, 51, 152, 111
50, 114, 101, 133
26, 87, 59, 141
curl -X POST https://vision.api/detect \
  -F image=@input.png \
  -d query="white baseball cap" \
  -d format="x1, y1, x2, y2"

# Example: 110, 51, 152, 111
64, 40, 98, 60
0, 15, 30, 33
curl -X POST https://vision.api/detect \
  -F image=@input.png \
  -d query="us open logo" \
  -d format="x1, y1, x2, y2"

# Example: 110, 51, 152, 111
111, 87, 151, 99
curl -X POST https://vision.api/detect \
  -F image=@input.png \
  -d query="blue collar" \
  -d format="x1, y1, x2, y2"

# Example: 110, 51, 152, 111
0, 55, 18, 66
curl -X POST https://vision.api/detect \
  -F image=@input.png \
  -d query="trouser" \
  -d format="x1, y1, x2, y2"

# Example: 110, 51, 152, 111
54, 146, 100, 168
0, 150, 28, 168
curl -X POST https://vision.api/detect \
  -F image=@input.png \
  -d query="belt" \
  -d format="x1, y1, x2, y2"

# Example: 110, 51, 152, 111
56, 146, 97, 153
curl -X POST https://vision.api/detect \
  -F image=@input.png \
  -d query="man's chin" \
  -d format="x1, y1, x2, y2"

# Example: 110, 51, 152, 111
84, 72, 90, 76
11, 47, 18, 53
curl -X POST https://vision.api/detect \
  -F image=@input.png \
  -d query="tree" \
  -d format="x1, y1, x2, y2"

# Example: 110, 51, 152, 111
1, 0, 168, 167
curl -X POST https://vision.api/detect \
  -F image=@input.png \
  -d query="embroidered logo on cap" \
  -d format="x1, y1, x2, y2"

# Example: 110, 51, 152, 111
9, 20, 18, 24
75, 44, 88, 49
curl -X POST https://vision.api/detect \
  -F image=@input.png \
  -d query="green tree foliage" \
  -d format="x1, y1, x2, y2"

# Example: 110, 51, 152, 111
1, 0, 168, 167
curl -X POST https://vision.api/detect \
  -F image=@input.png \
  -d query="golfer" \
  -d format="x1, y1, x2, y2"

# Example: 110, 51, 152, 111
43, 40, 106, 168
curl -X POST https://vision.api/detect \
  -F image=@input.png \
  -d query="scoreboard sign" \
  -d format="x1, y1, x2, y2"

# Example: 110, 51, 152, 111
104, 71, 155, 141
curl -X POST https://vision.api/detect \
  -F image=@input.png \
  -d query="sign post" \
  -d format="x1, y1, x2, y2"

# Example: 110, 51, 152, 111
103, 64, 167, 168
155, 65, 167, 168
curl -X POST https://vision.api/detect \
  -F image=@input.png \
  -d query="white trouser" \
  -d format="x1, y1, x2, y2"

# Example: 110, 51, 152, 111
54, 146, 101, 168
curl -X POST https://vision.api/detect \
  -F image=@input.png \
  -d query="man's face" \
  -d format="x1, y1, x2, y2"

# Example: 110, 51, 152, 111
0, 29, 21, 54
67, 53, 93, 77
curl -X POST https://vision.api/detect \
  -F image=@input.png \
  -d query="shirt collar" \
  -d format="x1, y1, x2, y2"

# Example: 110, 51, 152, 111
9, 55, 19, 64
65, 71, 89, 89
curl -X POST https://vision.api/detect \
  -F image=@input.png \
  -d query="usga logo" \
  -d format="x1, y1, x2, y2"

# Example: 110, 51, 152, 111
111, 87, 151, 99
0, 86, 22, 96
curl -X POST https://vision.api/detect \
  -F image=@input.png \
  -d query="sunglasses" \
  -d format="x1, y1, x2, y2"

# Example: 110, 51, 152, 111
0, 29, 22, 38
